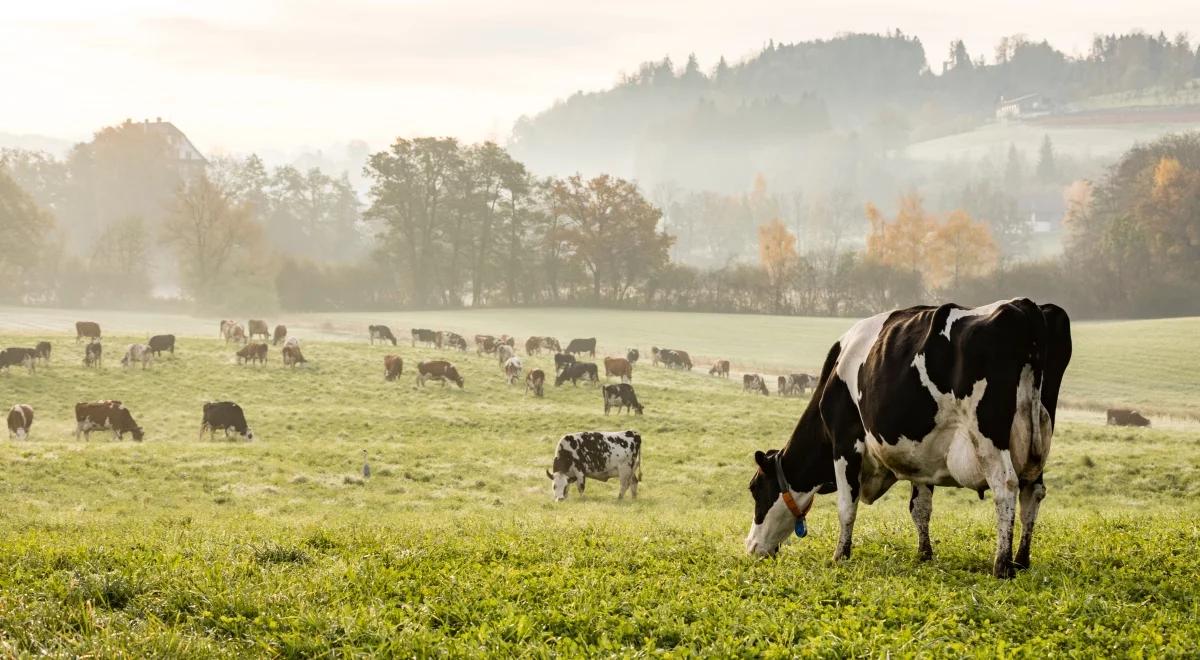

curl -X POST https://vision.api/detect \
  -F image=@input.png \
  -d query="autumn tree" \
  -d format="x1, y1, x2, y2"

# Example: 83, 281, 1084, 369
865, 193, 937, 279
162, 175, 263, 303
928, 210, 999, 289
0, 166, 54, 299
757, 218, 797, 312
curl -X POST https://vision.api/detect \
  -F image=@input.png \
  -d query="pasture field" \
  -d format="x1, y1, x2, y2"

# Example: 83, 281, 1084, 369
0, 316, 1198, 655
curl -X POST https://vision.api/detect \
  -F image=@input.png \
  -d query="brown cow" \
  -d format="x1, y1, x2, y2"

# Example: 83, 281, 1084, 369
604, 356, 633, 382
7, 404, 33, 440
75, 400, 144, 441
709, 360, 730, 378
417, 360, 464, 388
525, 336, 543, 356
384, 355, 404, 381
273, 324, 288, 345
236, 342, 268, 365
475, 335, 497, 355
281, 344, 306, 367
225, 323, 246, 344
1107, 408, 1151, 427
220, 319, 235, 338
248, 320, 269, 341
75, 321, 101, 343
526, 369, 546, 397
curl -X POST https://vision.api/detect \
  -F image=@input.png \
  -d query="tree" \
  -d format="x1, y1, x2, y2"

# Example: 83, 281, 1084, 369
928, 210, 999, 289
162, 175, 262, 303
864, 193, 937, 280
0, 166, 54, 299
1004, 143, 1024, 193
1036, 134, 1057, 183
91, 215, 152, 298
757, 218, 797, 312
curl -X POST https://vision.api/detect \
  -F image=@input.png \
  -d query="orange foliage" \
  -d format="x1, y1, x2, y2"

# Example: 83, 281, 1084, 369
865, 193, 998, 290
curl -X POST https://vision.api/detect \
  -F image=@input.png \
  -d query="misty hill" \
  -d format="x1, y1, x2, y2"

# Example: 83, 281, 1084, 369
509, 31, 1200, 194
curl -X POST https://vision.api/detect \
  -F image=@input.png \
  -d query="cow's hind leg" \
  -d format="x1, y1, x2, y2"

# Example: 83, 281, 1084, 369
909, 484, 934, 561
1014, 475, 1046, 570
984, 449, 1020, 578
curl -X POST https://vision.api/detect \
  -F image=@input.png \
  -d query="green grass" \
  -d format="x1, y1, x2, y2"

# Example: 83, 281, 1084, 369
0, 325, 1198, 656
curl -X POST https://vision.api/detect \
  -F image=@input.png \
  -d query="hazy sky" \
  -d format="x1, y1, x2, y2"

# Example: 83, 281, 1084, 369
2, 0, 1197, 155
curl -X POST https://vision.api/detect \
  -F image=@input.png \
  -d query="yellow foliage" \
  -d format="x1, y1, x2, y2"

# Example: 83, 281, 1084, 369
864, 194, 998, 290
757, 218, 796, 283
1153, 156, 1183, 201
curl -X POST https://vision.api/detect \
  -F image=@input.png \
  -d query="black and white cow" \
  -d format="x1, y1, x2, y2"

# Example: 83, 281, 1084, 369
545, 430, 643, 501
369, 325, 397, 346
745, 300, 1072, 579
602, 383, 644, 415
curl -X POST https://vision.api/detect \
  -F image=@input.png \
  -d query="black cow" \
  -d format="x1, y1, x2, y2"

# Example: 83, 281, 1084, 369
556, 361, 599, 387
369, 325, 397, 346
565, 337, 596, 357
603, 383, 644, 415
545, 430, 642, 501
0, 348, 37, 374
84, 342, 102, 368
626, 348, 640, 364
148, 334, 176, 357
34, 341, 51, 364
554, 352, 576, 374
412, 328, 437, 347
1106, 408, 1150, 427
200, 401, 254, 440
745, 300, 1072, 579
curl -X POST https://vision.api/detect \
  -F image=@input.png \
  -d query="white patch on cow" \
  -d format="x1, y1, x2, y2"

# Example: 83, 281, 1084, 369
745, 487, 817, 557
835, 311, 889, 405
853, 439, 865, 454
940, 298, 1013, 340
832, 456, 858, 557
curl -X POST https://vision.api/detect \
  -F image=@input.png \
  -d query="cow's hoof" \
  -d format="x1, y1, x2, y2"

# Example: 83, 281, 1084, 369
917, 546, 934, 562
992, 560, 1017, 579
832, 547, 852, 562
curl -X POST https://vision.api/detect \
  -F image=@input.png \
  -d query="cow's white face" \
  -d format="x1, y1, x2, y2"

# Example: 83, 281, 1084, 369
549, 471, 575, 501
745, 497, 798, 557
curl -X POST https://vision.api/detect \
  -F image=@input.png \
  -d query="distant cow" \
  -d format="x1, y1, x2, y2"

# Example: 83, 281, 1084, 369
556, 361, 599, 387
412, 328, 437, 347
743, 373, 769, 396
200, 401, 253, 441
626, 348, 640, 364
666, 350, 693, 370
273, 325, 288, 345
34, 341, 51, 364
499, 335, 516, 349
369, 325, 398, 346
225, 324, 246, 344
546, 430, 642, 501
779, 373, 816, 397
122, 344, 153, 369
565, 338, 596, 357
475, 335, 498, 355
236, 342, 268, 365
220, 319, 236, 338
604, 357, 633, 382
248, 319, 269, 341
384, 355, 404, 381
504, 356, 524, 385
75, 400, 143, 441
1107, 408, 1151, 427
526, 369, 546, 397
0, 348, 36, 373
439, 331, 467, 351
84, 342, 102, 368
541, 337, 562, 353
554, 352, 576, 374
75, 321, 101, 343
283, 336, 301, 350
417, 360, 464, 388
7, 404, 33, 440
147, 334, 176, 357
497, 344, 516, 367
281, 344, 307, 367
603, 383, 644, 415
525, 336, 543, 356
710, 360, 730, 378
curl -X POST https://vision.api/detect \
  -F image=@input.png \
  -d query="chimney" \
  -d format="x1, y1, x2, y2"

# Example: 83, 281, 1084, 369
156, 116, 162, 123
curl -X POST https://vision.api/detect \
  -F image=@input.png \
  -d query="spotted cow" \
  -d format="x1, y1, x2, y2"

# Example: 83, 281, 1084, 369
602, 383, 644, 415
710, 360, 730, 378
504, 356, 523, 385
75, 401, 144, 441
7, 404, 33, 440
370, 325, 398, 346
121, 344, 153, 369
417, 360, 464, 389
743, 374, 769, 396
545, 430, 643, 501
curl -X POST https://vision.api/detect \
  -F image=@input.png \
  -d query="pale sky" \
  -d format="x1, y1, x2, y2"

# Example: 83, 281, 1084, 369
2, 0, 1197, 155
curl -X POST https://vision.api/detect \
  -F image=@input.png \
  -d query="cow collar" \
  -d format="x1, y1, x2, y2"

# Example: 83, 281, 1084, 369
774, 453, 813, 521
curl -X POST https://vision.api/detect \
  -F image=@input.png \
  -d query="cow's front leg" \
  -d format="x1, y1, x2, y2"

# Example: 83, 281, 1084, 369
909, 483, 934, 561
832, 451, 862, 561
577, 476, 586, 497
1014, 475, 1046, 570
986, 450, 1020, 578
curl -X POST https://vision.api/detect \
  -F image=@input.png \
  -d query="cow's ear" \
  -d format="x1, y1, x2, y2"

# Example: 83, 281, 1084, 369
545, 469, 554, 480
754, 450, 771, 471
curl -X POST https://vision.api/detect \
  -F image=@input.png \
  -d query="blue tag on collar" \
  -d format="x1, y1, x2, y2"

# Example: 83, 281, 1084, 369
794, 518, 808, 538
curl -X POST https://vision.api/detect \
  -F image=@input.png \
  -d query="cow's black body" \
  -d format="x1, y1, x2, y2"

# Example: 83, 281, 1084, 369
556, 361, 598, 386
201, 401, 253, 440
148, 334, 176, 356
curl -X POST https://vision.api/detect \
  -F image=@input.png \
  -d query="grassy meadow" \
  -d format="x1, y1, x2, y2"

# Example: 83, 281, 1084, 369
0, 309, 1198, 655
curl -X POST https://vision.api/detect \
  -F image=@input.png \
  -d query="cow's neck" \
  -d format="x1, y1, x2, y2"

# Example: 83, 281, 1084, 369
778, 396, 834, 492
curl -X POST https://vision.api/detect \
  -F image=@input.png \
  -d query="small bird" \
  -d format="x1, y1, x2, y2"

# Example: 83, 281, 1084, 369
361, 449, 371, 479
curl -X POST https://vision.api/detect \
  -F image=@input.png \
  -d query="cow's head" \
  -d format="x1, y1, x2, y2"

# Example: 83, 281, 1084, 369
545, 468, 577, 501
745, 450, 813, 558
634, 403, 644, 415
447, 366, 464, 388
130, 426, 145, 442
244, 428, 255, 441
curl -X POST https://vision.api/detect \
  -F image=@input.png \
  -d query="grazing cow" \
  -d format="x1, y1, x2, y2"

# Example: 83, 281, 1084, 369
1107, 408, 1150, 427
273, 325, 288, 345
442, 332, 467, 351
667, 350, 693, 370
554, 352, 576, 374
779, 373, 816, 397
475, 335, 498, 355
541, 337, 562, 353
147, 334, 176, 357
497, 344, 516, 367
34, 341, 51, 364
281, 345, 307, 367
603, 383, 644, 415
412, 328, 438, 347
75, 321, 101, 343
504, 357, 524, 385
744, 300, 1072, 580
525, 336, 543, 356
225, 324, 246, 344
283, 336, 301, 350
743, 374, 769, 396
626, 348, 640, 364
545, 431, 642, 501
0, 348, 37, 374
710, 360, 731, 378
565, 337, 596, 357
200, 401, 254, 441
384, 355, 404, 381
75, 401, 144, 441
84, 342, 103, 368
417, 360, 464, 388
604, 357, 633, 382
777, 375, 789, 396
236, 342, 268, 365
369, 325, 398, 346
220, 319, 236, 338
556, 361, 599, 387
248, 319, 270, 341
122, 344, 153, 369
526, 369, 546, 397
7, 404, 33, 440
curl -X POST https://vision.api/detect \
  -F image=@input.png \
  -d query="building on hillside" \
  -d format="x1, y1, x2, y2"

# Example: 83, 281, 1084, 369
995, 94, 1052, 121
138, 117, 206, 179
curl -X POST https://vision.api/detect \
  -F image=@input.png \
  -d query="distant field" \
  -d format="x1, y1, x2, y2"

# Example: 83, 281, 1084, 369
0, 329, 1197, 654
3, 305, 1196, 418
